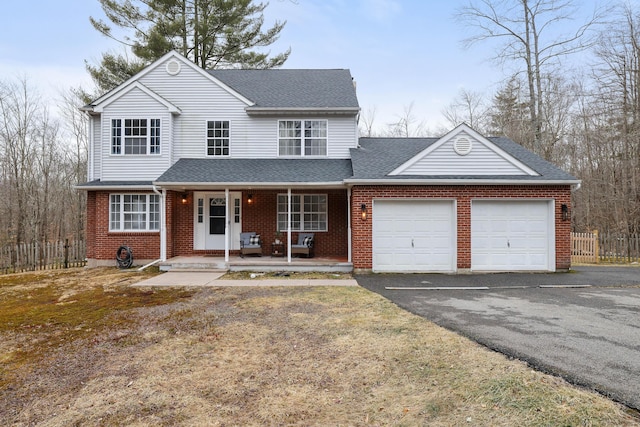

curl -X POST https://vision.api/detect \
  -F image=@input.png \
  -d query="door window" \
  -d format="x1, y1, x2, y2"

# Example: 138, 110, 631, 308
209, 198, 225, 235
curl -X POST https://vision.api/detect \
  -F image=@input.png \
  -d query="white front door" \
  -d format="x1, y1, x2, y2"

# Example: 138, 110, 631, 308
372, 200, 456, 272
193, 192, 242, 250
471, 200, 554, 271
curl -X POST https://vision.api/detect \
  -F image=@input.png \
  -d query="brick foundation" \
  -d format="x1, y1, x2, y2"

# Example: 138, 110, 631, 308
86, 185, 572, 272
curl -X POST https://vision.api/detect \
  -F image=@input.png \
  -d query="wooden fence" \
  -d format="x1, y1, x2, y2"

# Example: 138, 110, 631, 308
0, 239, 86, 274
571, 231, 640, 264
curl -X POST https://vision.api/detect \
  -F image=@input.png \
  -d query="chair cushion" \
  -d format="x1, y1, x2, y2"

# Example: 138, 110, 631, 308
249, 235, 260, 245
303, 236, 313, 246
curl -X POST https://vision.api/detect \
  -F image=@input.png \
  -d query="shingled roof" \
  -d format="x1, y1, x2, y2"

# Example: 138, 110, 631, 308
348, 137, 579, 183
209, 69, 359, 110
155, 158, 353, 186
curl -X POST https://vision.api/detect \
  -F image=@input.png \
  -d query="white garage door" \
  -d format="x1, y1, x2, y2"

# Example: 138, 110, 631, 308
373, 200, 456, 272
471, 200, 554, 271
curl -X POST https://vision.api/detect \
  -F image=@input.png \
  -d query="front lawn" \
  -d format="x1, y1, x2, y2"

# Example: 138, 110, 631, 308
0, 268, 637, 425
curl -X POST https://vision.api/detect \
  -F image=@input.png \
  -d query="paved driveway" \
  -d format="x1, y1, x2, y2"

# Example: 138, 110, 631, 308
356, 266, 640, 410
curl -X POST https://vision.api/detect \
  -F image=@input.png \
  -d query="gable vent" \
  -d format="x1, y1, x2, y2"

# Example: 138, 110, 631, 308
166, 59, 181, 75
453, 136, 472, 156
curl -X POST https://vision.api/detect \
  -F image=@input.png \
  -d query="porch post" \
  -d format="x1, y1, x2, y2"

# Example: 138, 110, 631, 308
161, 189, 167, 261
287, 188, 292, 263
347, 188, 352, 263
153, 186, 167, 262
224, 188, 230, 262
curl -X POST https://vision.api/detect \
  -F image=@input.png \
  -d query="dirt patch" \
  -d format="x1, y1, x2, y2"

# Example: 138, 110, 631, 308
222, 271, 352, 280
0, 269, 638, 426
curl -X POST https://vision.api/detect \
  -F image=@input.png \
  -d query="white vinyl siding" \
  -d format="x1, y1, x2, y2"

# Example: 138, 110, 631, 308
100, 87, 171, 180
109, 194, 160, 232
138, 57, 358, 159
90, 55, 360, 181
397, 132, 531, 176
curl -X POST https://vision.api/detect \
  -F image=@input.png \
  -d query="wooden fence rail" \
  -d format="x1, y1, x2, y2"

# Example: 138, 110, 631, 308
0, 239, 86, 274
572, 231, 640, 264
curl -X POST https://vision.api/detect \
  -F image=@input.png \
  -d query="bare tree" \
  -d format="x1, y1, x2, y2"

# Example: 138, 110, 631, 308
441, 88, 490, 132
385, 102, 429, 137
457, 0, 607, 159
0, 77, 39, 244
359, 106, 378, 137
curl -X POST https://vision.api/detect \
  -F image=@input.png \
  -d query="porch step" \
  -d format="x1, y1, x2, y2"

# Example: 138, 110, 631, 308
159, 257, 229, 272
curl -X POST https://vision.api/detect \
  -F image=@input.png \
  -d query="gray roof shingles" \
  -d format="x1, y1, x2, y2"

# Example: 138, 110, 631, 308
155, 158, 353, 184
209, 69, 359, 109
349, 137, 578, 182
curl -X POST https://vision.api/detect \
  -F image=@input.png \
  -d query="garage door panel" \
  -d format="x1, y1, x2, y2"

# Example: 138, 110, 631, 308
472, 201, 553, 271
373, 200, 455, 272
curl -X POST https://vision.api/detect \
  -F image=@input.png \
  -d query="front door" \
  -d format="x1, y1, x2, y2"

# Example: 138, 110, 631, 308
193, 192, 241, 250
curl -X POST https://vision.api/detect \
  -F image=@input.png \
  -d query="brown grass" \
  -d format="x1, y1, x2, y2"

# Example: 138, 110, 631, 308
0, 268, 638, 426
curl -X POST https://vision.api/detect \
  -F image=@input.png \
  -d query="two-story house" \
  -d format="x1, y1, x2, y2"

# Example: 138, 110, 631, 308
78, 51, 580, 273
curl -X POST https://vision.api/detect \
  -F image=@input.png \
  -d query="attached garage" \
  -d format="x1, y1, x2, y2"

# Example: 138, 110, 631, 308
471, 200, 555, 272
372, 200, 456, 272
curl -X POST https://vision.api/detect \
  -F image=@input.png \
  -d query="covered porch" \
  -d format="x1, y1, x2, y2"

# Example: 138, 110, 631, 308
155, 157, 355, 266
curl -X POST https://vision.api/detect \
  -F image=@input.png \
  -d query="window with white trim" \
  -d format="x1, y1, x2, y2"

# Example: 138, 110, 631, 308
277, 194, 327, 232
111, 119, 161, 155
206, 120, 230, 156
278, 120, 327, 156
109, 194, 160, 231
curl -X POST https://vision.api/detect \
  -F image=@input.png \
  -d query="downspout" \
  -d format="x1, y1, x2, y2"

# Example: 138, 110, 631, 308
347, 187, 352, 263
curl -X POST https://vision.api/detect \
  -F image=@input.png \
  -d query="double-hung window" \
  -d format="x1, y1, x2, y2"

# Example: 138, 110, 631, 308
277, 194, 327, 232
278, 120, 327, 156
109, 194, 160, 231
111, 119, 161, 155
206, 120, 230, 156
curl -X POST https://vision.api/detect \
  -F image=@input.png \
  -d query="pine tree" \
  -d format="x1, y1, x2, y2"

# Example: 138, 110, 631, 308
87, 0, 290, 93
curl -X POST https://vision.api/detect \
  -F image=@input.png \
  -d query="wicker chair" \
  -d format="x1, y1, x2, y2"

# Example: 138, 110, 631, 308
240, 232, 262, 257
291, 233, 314, 258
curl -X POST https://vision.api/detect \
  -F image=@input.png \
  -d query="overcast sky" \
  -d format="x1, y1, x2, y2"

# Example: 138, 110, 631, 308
0, 0, 606, 133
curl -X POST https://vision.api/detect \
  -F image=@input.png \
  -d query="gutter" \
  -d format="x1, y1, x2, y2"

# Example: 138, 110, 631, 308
343, 178, 582, 186
74, 184, 155, 191
152, 181, 347, 190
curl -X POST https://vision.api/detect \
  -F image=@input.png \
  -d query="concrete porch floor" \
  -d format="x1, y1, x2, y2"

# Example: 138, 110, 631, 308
159, 255, 353, 273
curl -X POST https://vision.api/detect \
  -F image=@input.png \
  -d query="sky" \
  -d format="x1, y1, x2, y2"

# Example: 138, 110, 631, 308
0, 0, 604, 133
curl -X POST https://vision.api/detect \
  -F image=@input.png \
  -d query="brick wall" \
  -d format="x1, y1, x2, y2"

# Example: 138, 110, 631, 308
171, 189, 349, 257
86, 191, 161, 263
351, 185, 573, 271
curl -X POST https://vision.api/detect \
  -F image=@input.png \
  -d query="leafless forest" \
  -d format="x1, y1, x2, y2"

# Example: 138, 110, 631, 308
1, 2, 640, 248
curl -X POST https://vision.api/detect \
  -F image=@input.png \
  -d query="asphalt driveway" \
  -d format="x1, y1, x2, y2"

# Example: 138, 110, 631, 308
356, 266, 640, 410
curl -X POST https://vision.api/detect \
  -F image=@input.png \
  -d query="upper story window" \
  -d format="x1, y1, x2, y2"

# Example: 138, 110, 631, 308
111, 119, 161, 155
109, 194, 160, 232
278, 120, 327, 156
207, 120, 230, 156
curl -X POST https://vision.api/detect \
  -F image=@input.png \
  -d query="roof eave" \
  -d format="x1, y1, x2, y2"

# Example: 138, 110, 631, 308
245, 107, 360, 117
74, 184, 156, 191
153, 181, 348, 190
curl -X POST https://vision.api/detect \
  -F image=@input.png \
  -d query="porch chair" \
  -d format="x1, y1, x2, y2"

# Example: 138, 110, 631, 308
291, 233, 314, 258
240, 232, 262, 257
